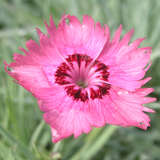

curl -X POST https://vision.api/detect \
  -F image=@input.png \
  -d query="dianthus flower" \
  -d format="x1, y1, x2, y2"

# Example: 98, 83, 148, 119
5, 15, 156, 142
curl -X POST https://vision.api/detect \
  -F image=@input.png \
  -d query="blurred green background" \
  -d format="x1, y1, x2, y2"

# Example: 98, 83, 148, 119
0, 0, 160, 160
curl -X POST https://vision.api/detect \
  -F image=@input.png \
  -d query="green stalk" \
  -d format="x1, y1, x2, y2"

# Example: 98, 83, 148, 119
71, 126, 118, 160
70, 127, 103, 160
83, 125, 118, 160
30, 120, 45, 147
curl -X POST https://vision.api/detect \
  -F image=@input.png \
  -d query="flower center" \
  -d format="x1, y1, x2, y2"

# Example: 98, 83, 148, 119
76, 80, 88, 88
55, 54, 110, 102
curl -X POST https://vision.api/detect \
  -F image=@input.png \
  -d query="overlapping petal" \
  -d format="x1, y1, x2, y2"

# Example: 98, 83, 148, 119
33, 85, 155, 142
99, 26, 152, 91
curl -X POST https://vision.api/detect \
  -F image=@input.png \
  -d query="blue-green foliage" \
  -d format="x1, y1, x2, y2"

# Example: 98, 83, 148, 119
0, 0, 160, 159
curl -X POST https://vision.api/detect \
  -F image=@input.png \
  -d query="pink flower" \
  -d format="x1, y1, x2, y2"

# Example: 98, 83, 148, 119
5, 14, 156, 143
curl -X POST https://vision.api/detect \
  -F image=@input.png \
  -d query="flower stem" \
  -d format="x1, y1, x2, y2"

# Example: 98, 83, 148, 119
71, 125, 118, 160
83, 125, 118, 160
30, 120, 45, 147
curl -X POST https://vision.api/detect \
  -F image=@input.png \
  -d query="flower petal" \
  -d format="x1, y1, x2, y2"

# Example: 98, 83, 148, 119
53, 14, 108, 59
44, 15, 56, 36
100, 87, 155, 129
100, 27, 151, 91
33, 87, 107, 142
5, 63, 49, 92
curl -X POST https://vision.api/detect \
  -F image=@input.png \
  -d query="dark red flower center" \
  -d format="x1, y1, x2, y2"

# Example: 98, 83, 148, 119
55, 54, 110, 102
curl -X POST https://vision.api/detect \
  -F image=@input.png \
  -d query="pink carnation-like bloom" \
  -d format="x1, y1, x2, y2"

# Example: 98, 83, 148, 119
5, 15, 156, 142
